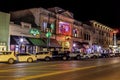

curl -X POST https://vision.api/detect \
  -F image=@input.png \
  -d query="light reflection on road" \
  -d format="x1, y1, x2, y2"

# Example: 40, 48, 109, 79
0, 57, 120, 80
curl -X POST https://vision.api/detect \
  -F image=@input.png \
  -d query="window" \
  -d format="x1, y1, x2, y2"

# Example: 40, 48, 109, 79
21, 22, 31, 29
84, 33, 90, 41
42, 22, 48, 32
42, 22, 55, 33
73, 29, 78, 37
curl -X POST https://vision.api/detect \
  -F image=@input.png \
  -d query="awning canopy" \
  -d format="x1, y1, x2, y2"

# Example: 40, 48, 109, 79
73, 41, 89, 49
74, 41, 89, 45
10, 36, 18, 45
43, 38, 62, 48
27, 38, 46, 47
10, 35, 30, 45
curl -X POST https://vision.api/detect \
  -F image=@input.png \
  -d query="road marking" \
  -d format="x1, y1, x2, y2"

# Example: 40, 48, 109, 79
18, 66, 96, 80
0, 64, 60, 72
19, 62, 120, 80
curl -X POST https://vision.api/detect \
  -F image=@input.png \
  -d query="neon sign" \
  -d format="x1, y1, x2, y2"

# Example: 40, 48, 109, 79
29, 28, 40, 36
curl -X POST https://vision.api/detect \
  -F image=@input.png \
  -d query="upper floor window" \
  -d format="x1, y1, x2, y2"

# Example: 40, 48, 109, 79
42, 22, 47, 32
21, 22, 31, 29
73, 29, 78, 37
42, 22, 55, 33
84, 33, 90, 41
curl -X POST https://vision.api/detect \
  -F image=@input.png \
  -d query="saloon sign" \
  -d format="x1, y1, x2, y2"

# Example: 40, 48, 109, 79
29, 28, 40, 36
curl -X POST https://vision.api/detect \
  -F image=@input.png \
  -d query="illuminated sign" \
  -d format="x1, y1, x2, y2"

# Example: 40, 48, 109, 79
46, 32, 52, 38
29, 28, 40, 36
59, 22, 71, 35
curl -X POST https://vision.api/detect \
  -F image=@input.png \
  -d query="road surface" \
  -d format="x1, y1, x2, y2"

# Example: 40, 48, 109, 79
0, 57, 120, 80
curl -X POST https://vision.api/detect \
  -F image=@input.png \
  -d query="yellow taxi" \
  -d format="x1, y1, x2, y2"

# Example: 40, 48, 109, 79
0, 51, 17, 64
17, 53, 37, 63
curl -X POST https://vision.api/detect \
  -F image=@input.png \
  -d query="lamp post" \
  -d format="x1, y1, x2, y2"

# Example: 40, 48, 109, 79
73, 43, 76, 52
113, 30, 118, 47
19, 37, 23, 53
46, 31, 52, 51
113, 30, 118, 53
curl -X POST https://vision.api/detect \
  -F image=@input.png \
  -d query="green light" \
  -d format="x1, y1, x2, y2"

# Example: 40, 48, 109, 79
50, 23, 54, 30
29, 28, 40, 36
46, 32, 52, 38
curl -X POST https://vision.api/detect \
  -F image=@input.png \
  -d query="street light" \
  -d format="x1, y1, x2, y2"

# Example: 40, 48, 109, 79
19, 37, 24, 53
73, 43, 76, 47
73, 43, 76, 52
20, 38, 23, 43
46, 31, 52, 50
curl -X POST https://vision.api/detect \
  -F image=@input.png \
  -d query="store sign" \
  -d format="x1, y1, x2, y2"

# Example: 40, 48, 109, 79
29, 28, 40, 36
46, 32, 52, 38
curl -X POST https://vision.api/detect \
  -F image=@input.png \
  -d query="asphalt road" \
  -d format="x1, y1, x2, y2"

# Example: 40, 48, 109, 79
0, 57, 120, 80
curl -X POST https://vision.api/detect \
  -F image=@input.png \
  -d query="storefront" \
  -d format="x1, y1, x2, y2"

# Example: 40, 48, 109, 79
72, 41, 89, 53
10, 35, 62, 53
10, 35, 46, 53
42, 38, 62, 51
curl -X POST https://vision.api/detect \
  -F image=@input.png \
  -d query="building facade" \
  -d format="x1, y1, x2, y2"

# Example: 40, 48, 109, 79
0, 7, 114, 53
0, 12, 10, 51
90, 20, 114, 53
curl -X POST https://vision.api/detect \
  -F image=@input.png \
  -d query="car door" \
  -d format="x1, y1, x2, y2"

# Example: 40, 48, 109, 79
17, 54, 28, 61
36, 52, 43, 59
1, 52, 12, 61
0, 52, 7, 61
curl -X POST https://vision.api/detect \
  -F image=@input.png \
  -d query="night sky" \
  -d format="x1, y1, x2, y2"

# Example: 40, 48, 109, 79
0, 0, 120, 33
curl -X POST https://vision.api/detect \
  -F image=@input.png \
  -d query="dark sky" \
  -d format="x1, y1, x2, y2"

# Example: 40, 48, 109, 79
0, 0, 120, 29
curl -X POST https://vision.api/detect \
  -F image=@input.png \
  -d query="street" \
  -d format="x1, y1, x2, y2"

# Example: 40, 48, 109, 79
0, 57, 120, 80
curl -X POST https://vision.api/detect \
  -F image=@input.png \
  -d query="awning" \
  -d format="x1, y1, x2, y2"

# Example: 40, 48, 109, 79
43, 38, 62, 48
10, 36, 18, 45
74, 41, 89, 45
73, 41, 89, 49
27, 38, 46, 47
10, 35, 30, 45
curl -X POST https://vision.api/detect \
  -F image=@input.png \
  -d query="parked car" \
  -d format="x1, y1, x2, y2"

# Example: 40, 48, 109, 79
101, 53, 109, 58
69, 51, 83, 60
35, 51, 52, 61
17, 53, 37, 63
81, 52, 101, 59
0, 51, 17, 64
115, 53, 120, 57
51, 51, 70, 60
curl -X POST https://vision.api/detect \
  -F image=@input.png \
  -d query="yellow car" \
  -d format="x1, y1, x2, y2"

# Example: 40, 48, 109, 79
0, 51, 17, 64
17, 53, 37, 63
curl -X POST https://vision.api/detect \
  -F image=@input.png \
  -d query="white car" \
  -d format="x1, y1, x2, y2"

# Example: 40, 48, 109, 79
36, 51, 52, 61
81, 52, 101, 59
109, 53, 116, 57
69, 52, 83, 60
0, 51, 17, 64
17, 53, 37, 63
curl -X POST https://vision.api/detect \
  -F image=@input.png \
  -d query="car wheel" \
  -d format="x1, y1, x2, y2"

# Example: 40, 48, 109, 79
27, 58, 33, 63
62, 56, 67, 60
45, 57, 51, 61
8, 58, 15, 64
